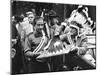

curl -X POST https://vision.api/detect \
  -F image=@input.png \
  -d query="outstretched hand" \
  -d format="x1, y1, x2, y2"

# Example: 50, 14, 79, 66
33, 53, 40, 57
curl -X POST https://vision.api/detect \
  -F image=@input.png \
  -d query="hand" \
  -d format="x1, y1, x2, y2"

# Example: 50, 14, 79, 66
54, 41, 63, 51
71, 46, 78, 51
78, 47, 87, 55
33, 53, 40, 57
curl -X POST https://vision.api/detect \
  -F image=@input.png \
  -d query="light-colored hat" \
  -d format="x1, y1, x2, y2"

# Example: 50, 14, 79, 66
26, 11, 33, 16
61, 22, 67, 27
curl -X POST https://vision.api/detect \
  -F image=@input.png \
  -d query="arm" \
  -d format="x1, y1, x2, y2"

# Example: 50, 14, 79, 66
24, 37, 39, 58
25, 51, 39, 58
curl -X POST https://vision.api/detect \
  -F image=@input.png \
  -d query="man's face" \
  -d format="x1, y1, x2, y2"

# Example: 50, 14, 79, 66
35, 18, 44, 31
70, 27, 77, 35
28, 14, 35, 23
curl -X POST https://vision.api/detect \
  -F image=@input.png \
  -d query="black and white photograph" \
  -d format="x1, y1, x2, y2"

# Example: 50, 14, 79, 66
11, 0, 96, 74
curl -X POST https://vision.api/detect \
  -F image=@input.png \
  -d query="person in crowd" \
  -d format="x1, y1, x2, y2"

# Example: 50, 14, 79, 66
60, 6, 95, 68
22, 10, 36, 36
11, 15, 25, 74
69, 6, 96, 67
24, 17, 49, 73
47, 10, 62, 39
45, 10, 68, 71
15, 10, 36, 49
11, 16, 18, 59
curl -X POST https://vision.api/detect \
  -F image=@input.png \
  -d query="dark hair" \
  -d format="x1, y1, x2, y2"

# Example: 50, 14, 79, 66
77, 7, 85, 13
14, 15, 24, 23
34, 16, 44, 25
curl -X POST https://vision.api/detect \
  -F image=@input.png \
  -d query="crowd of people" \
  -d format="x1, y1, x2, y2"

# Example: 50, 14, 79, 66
11, 5, 96, 74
